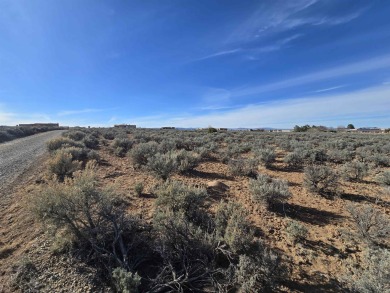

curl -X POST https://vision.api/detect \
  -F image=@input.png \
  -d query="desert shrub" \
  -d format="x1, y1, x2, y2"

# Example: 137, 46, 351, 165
208, 126, 217, 133
255, 148, 276, 168
303, 165, 339, 197
342, 248, 390, 293
83, 134, 99, 149
129, 142, 159, 167
0, 130, 12, 143
58, 146, 87, 161
176, 150, 201, 174
112, 138, 134, 157
146, 152, 178, 181
235, 248, 287, 292
366, 154, 390, 167
341, 161, 369, 182
194, 145, 213, 160
151, 212, 227, 292
152, 183, 225, 291
32, 164, 145, 272
63, 130, 86, 141
12, 258, 39, 292
47, 137, 84, 152
103, 131, 116, 140
158, 139, 177, 153
284, 151, 304, 170
376, 170, 390, 186
134, 182, 144, 197
87, 150, 100, 162
327, 149, 353, 164
286, 220, 308, 243
228, 158, 258, 177
307, 148, 328, 164
112, 267, 141, 293
152, 183, 287, 292
215, 202, 253, 254
154, 181, 207, 222
249, 174, 291, 209
346, 204, 390, 246
47, 150, 81, 181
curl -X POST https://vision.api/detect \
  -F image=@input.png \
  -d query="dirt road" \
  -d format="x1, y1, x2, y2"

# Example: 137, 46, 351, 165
0, 130, 64, 192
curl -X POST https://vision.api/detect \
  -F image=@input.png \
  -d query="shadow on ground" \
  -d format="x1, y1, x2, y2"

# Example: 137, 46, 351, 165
271, 202, 344, 226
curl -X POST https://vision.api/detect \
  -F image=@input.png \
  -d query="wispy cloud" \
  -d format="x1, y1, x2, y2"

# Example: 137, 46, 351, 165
227, 0, 365, 44
57, 108, 104, 116
194, 34, 303, 62
194, 49, 242, 61
231, 54, 390, 97
313, 85, 347, 93
131, 84, 390, 128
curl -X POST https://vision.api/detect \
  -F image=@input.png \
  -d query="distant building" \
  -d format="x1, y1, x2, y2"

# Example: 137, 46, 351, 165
18, 123, 59, 128
357, 127, 382, 133
218, 128, 228, 131
114, 124, 136, 129
161, 127, 175, 129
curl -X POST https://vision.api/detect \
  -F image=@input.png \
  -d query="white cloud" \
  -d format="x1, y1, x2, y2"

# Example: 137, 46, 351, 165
232, 54, 390, 97
132, 85, 390, 128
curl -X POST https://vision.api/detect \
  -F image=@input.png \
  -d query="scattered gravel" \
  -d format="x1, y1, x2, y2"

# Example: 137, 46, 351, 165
0, 130, 64, 192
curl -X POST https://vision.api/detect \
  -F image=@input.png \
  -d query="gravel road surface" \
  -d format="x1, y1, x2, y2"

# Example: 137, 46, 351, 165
0, 130, 64, 191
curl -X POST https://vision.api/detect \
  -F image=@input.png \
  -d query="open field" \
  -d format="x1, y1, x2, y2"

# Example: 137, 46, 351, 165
0, 128, 389, 292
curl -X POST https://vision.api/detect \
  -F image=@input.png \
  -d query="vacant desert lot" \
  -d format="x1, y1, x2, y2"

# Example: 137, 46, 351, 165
1, 128, 389, 292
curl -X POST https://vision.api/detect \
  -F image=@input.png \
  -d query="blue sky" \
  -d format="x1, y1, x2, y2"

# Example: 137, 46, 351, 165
1, 0, 390, 128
